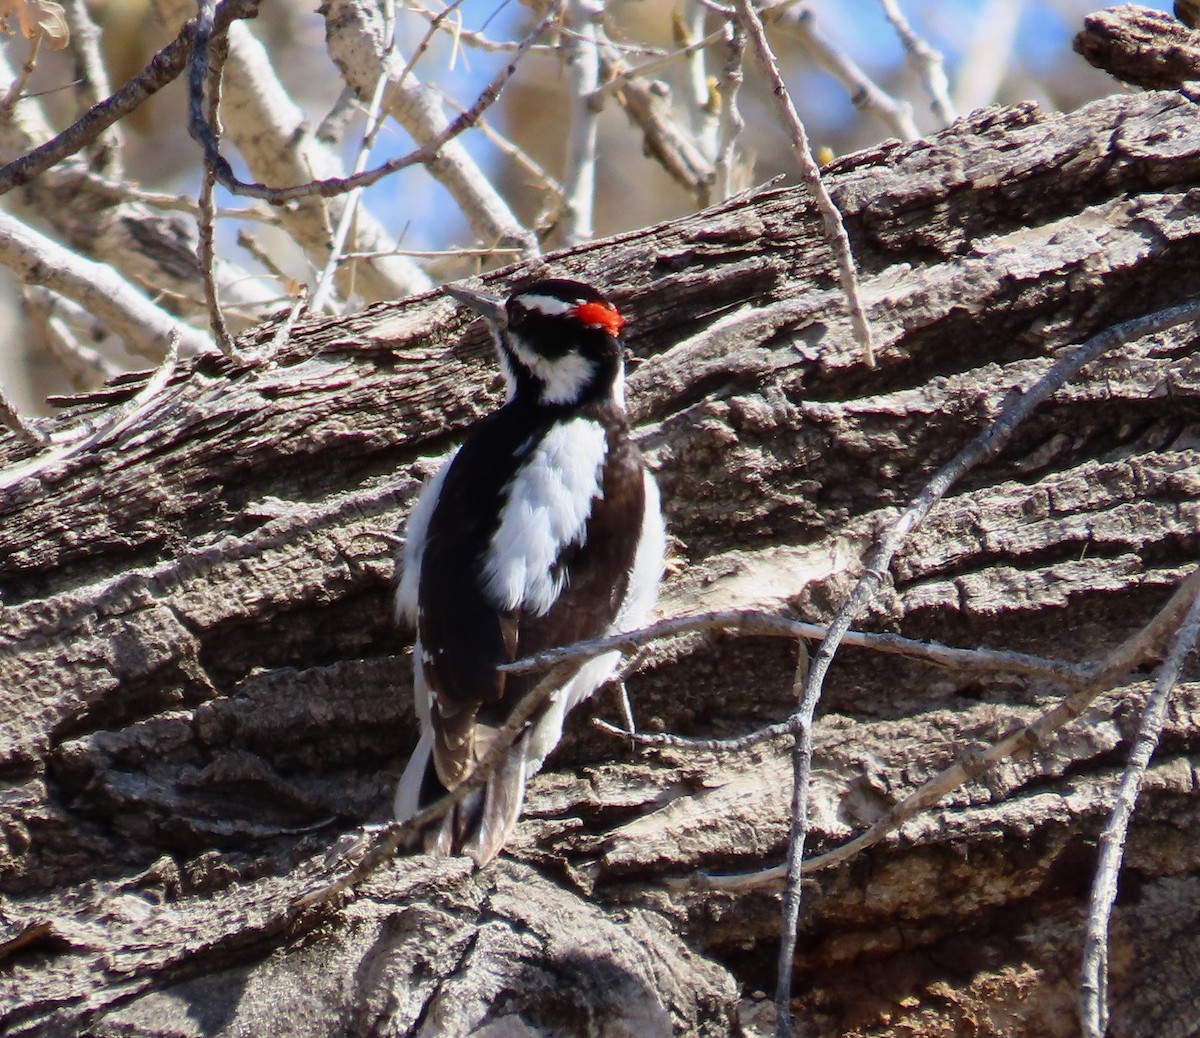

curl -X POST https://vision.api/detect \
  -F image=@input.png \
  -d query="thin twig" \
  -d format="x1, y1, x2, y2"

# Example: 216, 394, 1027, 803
768, 299, 1200, 1038
192, 0, 237, 356
0, 0, 262, 196
255, 288, 310, 365
876, 0, 955, 126
308, 0, 402, 314
0, 30, 43, 118
438, 90, 564, 206
501, 607, 1083, 684
1079, 577, 1200, 1037
235, 230, 296, 289
79, 172, 279, 223
734, 0, 877, 368
713, 16, 746, 202
590, 25, 726, 104
338, 246, 524, 261
691, 566, 1200, 890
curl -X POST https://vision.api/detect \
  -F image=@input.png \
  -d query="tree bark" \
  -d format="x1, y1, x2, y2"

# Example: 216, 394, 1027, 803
3, 80, 1200, 1036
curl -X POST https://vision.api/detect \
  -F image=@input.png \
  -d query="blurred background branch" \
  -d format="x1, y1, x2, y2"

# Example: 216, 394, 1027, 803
0, 0, 1146, 415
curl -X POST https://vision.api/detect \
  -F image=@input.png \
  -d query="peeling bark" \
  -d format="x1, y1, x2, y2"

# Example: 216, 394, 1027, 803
3, 85, 1200, 1036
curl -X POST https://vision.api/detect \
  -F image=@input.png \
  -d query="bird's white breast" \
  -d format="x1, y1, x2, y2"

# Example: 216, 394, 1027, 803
481, 417, 608, 616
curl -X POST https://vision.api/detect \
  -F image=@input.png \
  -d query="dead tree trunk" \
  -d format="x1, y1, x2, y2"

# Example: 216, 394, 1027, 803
3, 83, 1200, 1037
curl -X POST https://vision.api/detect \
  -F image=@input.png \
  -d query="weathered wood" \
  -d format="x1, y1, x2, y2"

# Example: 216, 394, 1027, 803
1076, 4, 1200, 88
3, 84, 1200, 1036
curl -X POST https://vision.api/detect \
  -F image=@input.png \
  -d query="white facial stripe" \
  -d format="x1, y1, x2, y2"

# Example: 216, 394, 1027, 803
481, 417, 608, 616
508, 334, 597, 405
514, 293, 577, 317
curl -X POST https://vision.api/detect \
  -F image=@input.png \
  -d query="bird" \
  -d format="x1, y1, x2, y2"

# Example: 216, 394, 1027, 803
393, 277, 666, 866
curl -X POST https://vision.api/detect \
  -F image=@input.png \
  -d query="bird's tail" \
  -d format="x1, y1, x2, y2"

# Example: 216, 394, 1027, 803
394, 726, 529, 867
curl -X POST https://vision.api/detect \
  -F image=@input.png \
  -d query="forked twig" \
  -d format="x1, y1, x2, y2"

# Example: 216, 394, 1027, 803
769, 299, 1200, 1038
0, 0, 262, 196
187, 4, 561, 205
688, 567, 1200, 891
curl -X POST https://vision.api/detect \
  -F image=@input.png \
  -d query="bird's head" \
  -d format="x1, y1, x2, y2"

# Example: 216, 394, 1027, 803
445, 278, 626, 409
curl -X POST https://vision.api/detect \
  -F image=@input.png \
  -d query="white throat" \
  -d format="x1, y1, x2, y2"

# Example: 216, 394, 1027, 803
507, 332, 598, 406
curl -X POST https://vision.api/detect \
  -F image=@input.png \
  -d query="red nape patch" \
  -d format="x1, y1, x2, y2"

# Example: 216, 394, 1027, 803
572, 300, 624, 336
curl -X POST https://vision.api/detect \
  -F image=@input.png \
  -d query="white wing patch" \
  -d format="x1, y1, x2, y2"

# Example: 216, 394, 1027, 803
481, 417, 608, 616
395, 449, 458, 625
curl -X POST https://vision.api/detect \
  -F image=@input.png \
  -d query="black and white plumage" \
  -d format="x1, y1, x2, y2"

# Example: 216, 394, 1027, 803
394, 278, 666, 866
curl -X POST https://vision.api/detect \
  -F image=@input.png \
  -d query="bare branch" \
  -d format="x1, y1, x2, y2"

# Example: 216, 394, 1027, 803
561, 0, 603, 245
1079, 578, 1200, 1037
0, 0, 262, 196
192, 3, 238, 356
877, 0, 955, 126
155, 0, 430, 303
735, 0, 877, 369
76, 172, 278, 224
323, 0, 541, 256
501, 607, 1083, 684
768, 298, 1200, 1037
771, 6, 920, 141
714, 17, 747, 202
0, 210, 211, 358
62, 0, 124, 176
693, 566, 1200, 891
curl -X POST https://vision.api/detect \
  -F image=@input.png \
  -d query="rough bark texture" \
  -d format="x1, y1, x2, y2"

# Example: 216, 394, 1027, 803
1075, 4, 1200, 89
4, 74, 1200, 1037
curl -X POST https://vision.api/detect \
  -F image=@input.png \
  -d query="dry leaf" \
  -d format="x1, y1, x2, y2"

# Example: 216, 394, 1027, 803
0, 0, 70, 50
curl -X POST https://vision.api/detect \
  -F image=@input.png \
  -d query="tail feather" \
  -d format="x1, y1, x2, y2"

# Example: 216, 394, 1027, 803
395, 729, 530, 867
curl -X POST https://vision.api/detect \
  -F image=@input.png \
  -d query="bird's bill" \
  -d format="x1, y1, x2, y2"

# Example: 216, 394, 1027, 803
444, 283, 506, 326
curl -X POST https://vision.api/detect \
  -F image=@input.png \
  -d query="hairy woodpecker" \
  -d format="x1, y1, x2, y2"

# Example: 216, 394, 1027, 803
394, 278, 666, 866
